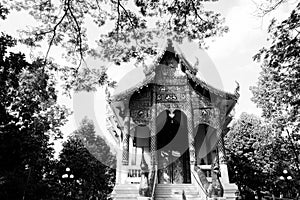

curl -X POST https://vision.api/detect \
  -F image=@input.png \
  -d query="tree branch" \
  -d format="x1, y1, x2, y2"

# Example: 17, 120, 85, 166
66, 0, 84, 70
252, 0, 287, 17
95, 0, 102, 11
43, 10, 68, 64
115, 0, 120, 47
189, 0, 208, 23
118, 1, 139, 46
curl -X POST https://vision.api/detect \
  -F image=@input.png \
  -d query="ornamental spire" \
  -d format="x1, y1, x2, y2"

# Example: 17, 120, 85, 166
234, 81, 240, 98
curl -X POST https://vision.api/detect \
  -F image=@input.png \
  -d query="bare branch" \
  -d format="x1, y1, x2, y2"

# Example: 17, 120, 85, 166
118, 1, 139, 46
252, 0, 288, 17
66, 0, 84, 70
160, 0, 177, 34
189, 0, 209, 23
115, 0, 120, 46
95, 0, 102, 11
44, 11, 68, 64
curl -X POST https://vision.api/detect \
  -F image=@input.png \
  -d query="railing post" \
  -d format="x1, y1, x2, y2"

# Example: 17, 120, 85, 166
139, 148, 150, 197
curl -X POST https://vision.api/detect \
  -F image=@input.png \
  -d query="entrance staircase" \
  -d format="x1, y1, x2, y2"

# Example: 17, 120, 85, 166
111, 184, 205, 200
110, 184, 139, 200
155, 184, 205, 200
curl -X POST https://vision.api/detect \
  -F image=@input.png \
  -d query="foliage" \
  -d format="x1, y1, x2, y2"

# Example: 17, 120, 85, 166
250, 1, 300, 196
0, 3, 8, 19
0, 24, 70, 200
3, 0, 228, 91
226, 113, 273, 198
251, 0, 289, 17
60, 66, 116, 93
58, 117, 116, 200
251, 2, 300, 136
4, 0, 227, 61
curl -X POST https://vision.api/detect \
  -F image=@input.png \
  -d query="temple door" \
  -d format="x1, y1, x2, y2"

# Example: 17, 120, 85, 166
157, 110, 191, 184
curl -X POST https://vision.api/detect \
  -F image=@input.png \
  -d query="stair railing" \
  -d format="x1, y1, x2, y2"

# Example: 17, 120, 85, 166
191, 166, 209, 200
150, 165, 158, 200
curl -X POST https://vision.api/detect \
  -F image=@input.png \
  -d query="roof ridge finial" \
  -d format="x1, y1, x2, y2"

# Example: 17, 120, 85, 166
166, 38, 174, 53
234, 81, 240, 98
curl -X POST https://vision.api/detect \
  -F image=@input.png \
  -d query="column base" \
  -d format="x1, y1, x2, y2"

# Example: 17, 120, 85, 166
219, 164, 238, 200
117, 165, 129, 184
222, 183, 238, 200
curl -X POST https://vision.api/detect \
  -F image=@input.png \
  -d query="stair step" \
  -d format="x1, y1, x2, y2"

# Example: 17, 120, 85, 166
114, 184, 139, 188
156, 184, 195, 187
112, 184, 205, 200
155, 184, 202, 200
155, 192, 200, 195
111, 184, 140, 199
155, 198, 202, 200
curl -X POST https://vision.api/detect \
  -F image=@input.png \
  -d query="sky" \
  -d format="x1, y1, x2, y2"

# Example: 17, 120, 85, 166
0, 0, 297, 155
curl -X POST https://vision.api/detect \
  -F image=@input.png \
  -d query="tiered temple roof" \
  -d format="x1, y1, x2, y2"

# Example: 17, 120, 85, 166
110, 39, 239, 116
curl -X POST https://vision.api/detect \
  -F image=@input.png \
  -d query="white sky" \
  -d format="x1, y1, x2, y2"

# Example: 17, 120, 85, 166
0, 0, 296, 155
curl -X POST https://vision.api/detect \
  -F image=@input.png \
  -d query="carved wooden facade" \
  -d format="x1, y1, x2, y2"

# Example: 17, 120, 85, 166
109, 39, 239, 199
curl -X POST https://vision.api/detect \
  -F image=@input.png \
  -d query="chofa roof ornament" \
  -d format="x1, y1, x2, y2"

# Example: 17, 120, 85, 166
110, 38, 240, 102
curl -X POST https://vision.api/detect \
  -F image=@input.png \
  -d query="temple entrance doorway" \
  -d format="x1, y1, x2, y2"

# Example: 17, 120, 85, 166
156, 110, 191, 184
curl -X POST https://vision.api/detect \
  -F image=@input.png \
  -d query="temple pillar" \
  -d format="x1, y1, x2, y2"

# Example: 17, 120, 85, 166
148, 88, 157, 193
217, 129, 226, 165
150, 89, 157, 167
122, 109, 130, 165
186, 89, 195, 166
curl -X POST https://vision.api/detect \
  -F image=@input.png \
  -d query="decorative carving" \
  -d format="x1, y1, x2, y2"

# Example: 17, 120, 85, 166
122, 113, 130, 165
165, 93, 177, 101
156, 103, 187, 116
156, 93, 186, 103
218, 130, 226, 164
129, 87, 152, 126
194, 163, 224, 198
193, 107, 220, 129
208, 165, 224, 198
155, 85, 187, 103
186, 90, 196, 165
109, 39, 240, 194
155, 60, 187, 85
191, 91, 212, 109
130, 109, 151, 126
139, 149, 150, 197
150, 88, 157, 166
115, 106, 126, 120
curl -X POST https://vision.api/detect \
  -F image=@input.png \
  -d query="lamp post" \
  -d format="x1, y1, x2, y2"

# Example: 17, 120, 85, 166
62, 167, 74, 200
278, 169, 293, 199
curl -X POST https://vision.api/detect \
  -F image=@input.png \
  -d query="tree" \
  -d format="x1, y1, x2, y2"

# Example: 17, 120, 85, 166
225, 113, 274, 199
58, 117, 116, 200
0, 31, 70, 200
2, 0, 228, 91
250, 2, 300, 197
0, 5, 70, 199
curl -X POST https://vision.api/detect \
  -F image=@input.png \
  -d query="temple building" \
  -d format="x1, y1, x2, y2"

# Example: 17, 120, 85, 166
106, 39, 239, 200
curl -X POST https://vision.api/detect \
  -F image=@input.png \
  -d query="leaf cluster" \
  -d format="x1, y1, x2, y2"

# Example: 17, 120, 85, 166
58, 117, 116, 199
251, 1, 300, 179
3, 0, 228, 72
247, 3, 300, 196
226, 113, 276, 197
0, 33, 70, 199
